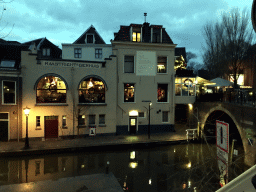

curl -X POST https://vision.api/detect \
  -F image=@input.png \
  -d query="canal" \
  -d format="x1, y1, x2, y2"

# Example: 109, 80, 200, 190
0, 140, 248, 192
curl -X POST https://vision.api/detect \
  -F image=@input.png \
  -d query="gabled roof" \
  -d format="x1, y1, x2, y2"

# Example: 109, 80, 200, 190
0, 38, 21, 45
113, 22, 174, 44
73, 25, 106, 44
21, 37, 45, 50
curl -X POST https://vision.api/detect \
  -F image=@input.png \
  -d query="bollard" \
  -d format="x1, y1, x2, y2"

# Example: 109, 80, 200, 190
106, 161, 109, 174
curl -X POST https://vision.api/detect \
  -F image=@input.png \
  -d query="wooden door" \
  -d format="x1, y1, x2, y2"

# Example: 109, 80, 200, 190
45, 116, 58, 138
0, 113, 8, 141
129, 117, 137, 134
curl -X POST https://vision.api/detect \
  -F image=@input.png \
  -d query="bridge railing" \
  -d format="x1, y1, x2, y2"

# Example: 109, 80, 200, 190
196, 89, 256, 107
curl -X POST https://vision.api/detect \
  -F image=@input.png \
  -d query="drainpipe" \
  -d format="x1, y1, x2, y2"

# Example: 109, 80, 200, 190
71, 67, 75, 137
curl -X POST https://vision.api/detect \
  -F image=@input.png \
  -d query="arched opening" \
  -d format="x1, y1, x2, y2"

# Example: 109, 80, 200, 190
36, 75, 67, 103
78, 77, 106, 103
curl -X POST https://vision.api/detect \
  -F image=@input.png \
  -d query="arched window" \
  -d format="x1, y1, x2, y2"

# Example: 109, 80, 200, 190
79, 77, 105, 103
36, 76, 66, 103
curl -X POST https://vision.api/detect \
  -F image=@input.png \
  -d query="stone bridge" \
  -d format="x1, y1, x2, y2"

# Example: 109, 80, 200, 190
190, 102, 256, 166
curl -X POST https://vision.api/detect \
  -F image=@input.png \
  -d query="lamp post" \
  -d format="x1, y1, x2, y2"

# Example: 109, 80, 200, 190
142, 100, 152, 139
23, 107, 30, 149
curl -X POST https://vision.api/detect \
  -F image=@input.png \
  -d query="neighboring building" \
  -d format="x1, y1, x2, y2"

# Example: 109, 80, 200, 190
62, 25, 112, 61
0, 41, 25, 141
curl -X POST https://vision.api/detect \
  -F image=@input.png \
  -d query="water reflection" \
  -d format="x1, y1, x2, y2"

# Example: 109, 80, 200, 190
0, 142, 248, 192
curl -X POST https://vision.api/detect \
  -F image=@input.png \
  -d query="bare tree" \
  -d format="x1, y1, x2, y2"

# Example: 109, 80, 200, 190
202, 8, 255, 86
0, 0, 14, 39
186, 51, 197, 64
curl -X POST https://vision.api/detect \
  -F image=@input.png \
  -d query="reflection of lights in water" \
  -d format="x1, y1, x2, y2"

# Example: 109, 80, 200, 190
130, 151, 135, 159
174, 149, 176, 153
149, 178, 152, 185
188, 180, 191, 188
81, 164, 85, 168
183, 183, 186, 189
187, 162, 191, 168
129, 162, 138, 169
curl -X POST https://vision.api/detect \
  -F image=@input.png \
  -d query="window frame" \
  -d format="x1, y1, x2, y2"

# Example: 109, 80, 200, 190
89, 114, 96, 125
124, 83, 135, 103
42, 48, 50, 56
138, 112, 145, 118
99, 114, 105, 125
95, 48, 102, 59
132, 32, 141, 42
62, 115, 67, 128
74, 48, 82, 58
78, 115, 86, 126
162, 111, 169, 123
36, 116, 41, 127
86, 34, 94, 44
2, 80, 16, 105
157, 56, 167, 74
157, 83, 169, 103
124, 55, 135, 73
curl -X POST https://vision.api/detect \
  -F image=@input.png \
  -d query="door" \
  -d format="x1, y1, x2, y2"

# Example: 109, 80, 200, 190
0, 113, 8, 141
129, 117, 137, 134
45, 116, 58, 138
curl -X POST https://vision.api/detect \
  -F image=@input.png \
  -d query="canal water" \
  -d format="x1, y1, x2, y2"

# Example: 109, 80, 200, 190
0, 141, 248, 192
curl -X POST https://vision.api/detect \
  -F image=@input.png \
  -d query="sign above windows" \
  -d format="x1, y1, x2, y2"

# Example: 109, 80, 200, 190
42, 61, 101, 68
136, 51, 156, 76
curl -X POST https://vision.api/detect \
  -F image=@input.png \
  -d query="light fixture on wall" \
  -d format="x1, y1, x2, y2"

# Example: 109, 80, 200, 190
157, 109, 161, 114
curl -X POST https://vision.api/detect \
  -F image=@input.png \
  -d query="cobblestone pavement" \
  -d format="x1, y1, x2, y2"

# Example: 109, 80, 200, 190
0, 124, 191, 156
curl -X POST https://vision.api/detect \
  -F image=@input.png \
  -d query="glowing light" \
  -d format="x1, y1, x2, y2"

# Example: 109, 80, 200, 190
23, 107, 31, 116
81, 164, 85, 168
129, 162, 138, 169
82, 115, 85, 119
88, 81, 94, 88
149, 179, 152, 185
187, 162, 191, 168
129, 110, 138, 116
188, 104, 193, 110
150, 103, 152, 106
174, 149, 176, 153
130, 151, 135, 159
249, 92, 253, 96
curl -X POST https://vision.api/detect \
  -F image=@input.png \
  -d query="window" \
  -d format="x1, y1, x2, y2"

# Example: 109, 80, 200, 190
42, 48, 50, 56
124, 83, 135, 102
2, 81, 16, 104
62, 115, 67, 127
36, 116, 40, 127
124, 56, 134, 73
79, 77, 105, 103
89, 115, 95, 125
87, 34, 94, 43
132, 32, 141, 42
36, 76, 66, 103
78, 115, 85, 126
99, 114, 105, 124
74, 48, 82, 58
95, 49, 102, 59
157, 84, 168, 102
175, 78, 196, 96
157, 57, 167, 73
0, 60, 15, 68
162, 111, 168, 122
138, 112, 144, 118
152, 28, 161, 43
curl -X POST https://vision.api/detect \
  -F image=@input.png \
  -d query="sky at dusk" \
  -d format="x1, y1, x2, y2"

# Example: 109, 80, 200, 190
0, 0, 255, 66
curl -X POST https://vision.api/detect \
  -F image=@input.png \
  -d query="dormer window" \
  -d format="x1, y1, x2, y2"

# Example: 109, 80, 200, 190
132, 28, 141, 42
152, 28, 161, 43
42, 48, 50, 56
86, 34, 94, 44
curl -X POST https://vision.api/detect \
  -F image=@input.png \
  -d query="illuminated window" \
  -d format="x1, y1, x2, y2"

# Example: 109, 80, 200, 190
36, 76, 66, 103
42, 48, 50, 56
157, 57, 167, 73
229, 74, 244, 85
2, 81, 16, 104
132, 30, 141, 42
78, 77, 105, 103
74, 48, 82, 58
124, 83, 135, 102
175, 77, 196, 96
124, 56, 134, 73
157, 84, 168, 102
95, 48, 102, 59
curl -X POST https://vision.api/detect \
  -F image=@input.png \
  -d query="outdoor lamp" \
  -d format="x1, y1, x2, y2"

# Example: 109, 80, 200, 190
23, 106, 30, 149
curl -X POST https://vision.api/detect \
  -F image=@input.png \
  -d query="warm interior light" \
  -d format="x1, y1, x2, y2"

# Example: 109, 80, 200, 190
187, 162, 191, 168
129, 110, 138, 116
129, 162, 138, 169
130, 151, 135, 159
188, 104, 193, 110
23, 107, 31, 116
149, 179, 152, 185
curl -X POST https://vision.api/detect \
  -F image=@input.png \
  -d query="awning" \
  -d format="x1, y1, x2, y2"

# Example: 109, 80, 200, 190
209, 77, 234, 87
196, 77, 216, 86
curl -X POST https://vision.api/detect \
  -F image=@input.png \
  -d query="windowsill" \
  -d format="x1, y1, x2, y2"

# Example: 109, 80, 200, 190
62, 126, 68, 129
156, 102, 169, 104
157, 73, 168, 74
78, 103, 107, 106
99, 124, 106, 127
2, 103, 16, 105
77, 125, 86, 128
35, 103, 68, 106
162, 122, 169, 123
35, 127, 42, 130
124, 102, 136, 103
89, 124, 96, 127
124, 72, 135, 74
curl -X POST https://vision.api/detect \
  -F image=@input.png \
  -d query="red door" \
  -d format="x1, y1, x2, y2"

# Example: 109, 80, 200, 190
45, 116, 58, 138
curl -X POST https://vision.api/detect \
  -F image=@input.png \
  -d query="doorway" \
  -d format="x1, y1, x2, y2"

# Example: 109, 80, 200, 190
0, 113, 8, 141
129, 117, 137, 134
45, 116, 58, 138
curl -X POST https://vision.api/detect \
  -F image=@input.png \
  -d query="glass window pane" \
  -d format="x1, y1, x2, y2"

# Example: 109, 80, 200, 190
157, 84, 168, 102
124, 56, 134, 73
0, 113, 8, 119
175, 84, 181, 96
3, 81, 15, 104
89, 115, 95, 124
162, 111, 168, 122
157, 57, 167, 73
87, 35, 93, 43
0, 60, 15, 68
99, 114, 105, 124
124, 83, 135, 102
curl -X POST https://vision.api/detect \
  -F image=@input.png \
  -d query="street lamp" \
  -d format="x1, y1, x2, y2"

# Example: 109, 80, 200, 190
23, 107, 30, 149
142, 100, 152, 139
